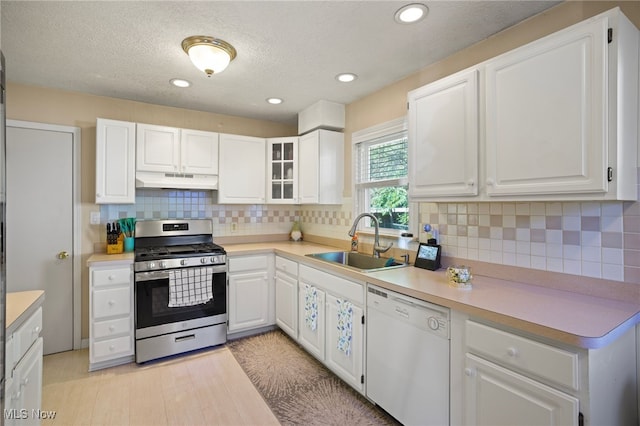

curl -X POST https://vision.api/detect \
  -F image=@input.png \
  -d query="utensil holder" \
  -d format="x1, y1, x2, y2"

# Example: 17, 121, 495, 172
124, 237, 134, 252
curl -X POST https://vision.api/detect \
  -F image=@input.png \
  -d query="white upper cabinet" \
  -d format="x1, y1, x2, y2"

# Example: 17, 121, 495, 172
408, 8, 638, 201
485, 8, 638, 200
218, 133, 267, 204
267, 137, 298, 204
298, 129, 344, 204
180, 129, 220, 175
136, 123, 218, 175
95, 118, 136, 204
136, 123, 181, 173
408, 68, 479, 198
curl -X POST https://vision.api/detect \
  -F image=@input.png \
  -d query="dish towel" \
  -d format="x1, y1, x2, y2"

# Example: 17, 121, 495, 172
304, 284, 318, 331
168, 267, 213, 307
336, 298, 353, 356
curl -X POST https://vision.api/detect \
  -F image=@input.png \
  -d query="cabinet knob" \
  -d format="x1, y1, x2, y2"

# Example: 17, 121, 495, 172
21, 377, 29, 387
467, 179, 475, 187
109, 345, 115, 351
507, 347, 518, 357
96, 193, 102, 198
108, 275, 116, 280
464, 368, 475, 377
486, 178, 495, 186
33, 326, 41, 334
108, 300, 115, 306
109, 325, 116, 332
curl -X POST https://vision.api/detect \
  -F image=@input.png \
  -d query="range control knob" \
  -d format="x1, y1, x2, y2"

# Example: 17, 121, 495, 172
428, 316, 440, 331
200, 257, 208, 264
159, 261, 167, 269
180, 259, 187, 266
148, 262, 156, 270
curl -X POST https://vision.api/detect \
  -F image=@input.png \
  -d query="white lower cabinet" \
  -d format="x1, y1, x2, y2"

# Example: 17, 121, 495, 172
274, 256, 298, 339
297, 264, 365, 393
463, 319, 638, 426
89, 261, 134, 371
227, 254, 275, 333
5, 306, 44, 426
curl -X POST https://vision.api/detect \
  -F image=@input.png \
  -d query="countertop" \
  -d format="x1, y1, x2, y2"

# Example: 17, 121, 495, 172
224, 241, 640, 349
87, 252, 134, 265
6, 290, 45, 335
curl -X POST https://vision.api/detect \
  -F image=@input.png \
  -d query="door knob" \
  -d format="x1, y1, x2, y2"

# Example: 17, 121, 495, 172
57, 251, 70, 259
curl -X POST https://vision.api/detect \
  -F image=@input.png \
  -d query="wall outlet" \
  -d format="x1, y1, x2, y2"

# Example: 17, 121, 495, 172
90, 211, 101, 225
231, 223, 238, 233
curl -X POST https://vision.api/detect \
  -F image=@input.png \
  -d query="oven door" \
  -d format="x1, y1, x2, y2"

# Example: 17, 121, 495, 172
135, 265, 226, 335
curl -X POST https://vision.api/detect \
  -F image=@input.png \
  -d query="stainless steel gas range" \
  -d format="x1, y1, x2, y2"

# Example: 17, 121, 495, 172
134, 219, 227, 363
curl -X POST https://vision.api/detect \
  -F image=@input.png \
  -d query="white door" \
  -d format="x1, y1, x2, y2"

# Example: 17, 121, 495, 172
7, 125, 74, 354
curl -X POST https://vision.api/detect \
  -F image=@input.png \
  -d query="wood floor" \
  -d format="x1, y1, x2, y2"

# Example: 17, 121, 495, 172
42, 347, 280, 426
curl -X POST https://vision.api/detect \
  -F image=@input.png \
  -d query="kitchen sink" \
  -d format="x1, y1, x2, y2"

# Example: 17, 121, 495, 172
305, 251, 407, 272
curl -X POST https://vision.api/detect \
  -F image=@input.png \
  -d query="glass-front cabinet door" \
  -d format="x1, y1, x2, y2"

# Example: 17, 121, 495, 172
267, 137, 298, 204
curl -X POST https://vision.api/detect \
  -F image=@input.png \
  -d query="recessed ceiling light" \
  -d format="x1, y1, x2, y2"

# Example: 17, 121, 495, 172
336, 73, 357, 83
170, 78, 191, 88
394, 3, 428, 24
266, 97, 283, 105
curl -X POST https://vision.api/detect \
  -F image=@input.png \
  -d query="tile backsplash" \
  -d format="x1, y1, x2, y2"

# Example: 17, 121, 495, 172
100, 178, 640, 284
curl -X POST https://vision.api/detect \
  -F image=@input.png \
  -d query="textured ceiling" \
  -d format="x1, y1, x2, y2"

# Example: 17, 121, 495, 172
1, 1, 560, 126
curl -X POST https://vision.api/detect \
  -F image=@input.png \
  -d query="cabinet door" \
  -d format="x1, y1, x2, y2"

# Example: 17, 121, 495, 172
275, 271, 298, 339
326, 294, 363, 392
464, 353, 579, 426
408, 68, 479, 198
485, 17, 608, 197
298, 132, 319, 204
14, 337, 43, 426
95, 118, 136, 204
267, 137, 298, 204
228, 270, 270, 332
298, 281, 325, 361
180, 129, 219, 175
136, 123, 181, 173
218, 134, 266, 204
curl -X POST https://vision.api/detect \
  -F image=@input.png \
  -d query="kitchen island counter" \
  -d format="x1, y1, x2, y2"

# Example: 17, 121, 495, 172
225, 241, 640, 349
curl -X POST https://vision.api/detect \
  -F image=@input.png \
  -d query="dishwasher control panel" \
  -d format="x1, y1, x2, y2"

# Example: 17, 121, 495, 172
367, 284, 450, 339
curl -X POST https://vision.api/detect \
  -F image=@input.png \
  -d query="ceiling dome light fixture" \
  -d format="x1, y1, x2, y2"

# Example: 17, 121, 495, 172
336, 73, 357, 83
170, 78, 191, 88
266, 97, 283, 105
394, 3, 429, 24
181, 35, 237, 77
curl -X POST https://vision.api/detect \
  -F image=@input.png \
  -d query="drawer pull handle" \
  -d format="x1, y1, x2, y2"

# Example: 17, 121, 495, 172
464, 368, 475, 377
507, 347, 518, 357
175, 334, 196, 343
33, 326, 41, 334
108, 275, 115, 280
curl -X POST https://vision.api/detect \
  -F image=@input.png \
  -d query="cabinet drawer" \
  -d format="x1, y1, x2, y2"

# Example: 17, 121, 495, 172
92, 335, 133, 360
276, 256, 298, 276
229, 255, 269, 273
15, 307, 43, 362
92, 267, 131, 287
93, 317, 132, 339
466, 320, 579, 391
93, 287, 131, 319
299, 265, 363, 304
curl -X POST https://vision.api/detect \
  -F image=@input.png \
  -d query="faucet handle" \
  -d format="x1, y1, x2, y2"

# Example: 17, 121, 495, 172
374, 242, 393, 254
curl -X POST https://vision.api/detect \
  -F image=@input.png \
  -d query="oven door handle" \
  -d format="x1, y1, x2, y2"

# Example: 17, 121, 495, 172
135, 271, 171, 282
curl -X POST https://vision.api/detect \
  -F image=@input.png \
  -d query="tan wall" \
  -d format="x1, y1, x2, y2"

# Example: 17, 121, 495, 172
343, 0, 640, 197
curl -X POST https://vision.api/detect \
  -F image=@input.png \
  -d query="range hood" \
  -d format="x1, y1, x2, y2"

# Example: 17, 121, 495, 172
135, 171, 218, 190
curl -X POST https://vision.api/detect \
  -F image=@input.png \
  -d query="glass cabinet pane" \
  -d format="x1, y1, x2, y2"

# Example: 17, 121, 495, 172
272, 163, 282, 180
272, 143, 282, 160
272, 183, 282, 199
284, 162, 293, 180
283, 183, 293, 199
284, 143, 294, 161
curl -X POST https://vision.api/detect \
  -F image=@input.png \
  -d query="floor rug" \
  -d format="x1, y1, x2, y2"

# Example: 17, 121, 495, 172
227, 330, 400, 426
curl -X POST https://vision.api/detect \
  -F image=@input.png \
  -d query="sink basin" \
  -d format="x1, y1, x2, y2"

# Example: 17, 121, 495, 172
305, 251, 407, 272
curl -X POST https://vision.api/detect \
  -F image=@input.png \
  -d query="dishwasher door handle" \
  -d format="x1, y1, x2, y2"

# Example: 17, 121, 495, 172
392, 296, 416, 307
394, 306, 410, 318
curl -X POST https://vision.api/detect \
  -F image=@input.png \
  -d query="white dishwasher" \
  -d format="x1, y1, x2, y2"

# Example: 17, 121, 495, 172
366, 284, 450, 426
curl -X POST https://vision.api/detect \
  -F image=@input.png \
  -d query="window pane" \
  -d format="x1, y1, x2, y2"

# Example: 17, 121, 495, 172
367, 184, 408, 231
368, 139, 408, 181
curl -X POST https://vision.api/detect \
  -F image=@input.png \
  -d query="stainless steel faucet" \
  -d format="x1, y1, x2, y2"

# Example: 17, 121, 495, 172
348, 213, 393, 258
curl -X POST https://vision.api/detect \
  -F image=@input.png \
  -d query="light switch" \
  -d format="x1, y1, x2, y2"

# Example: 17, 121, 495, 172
90, 211, 101, 225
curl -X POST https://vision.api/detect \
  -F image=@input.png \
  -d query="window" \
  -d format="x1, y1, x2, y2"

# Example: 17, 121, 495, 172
353, 118, 414, 235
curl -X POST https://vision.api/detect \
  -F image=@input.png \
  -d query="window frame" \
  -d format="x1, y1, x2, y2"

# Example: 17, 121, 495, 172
352, 117, 417, 238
